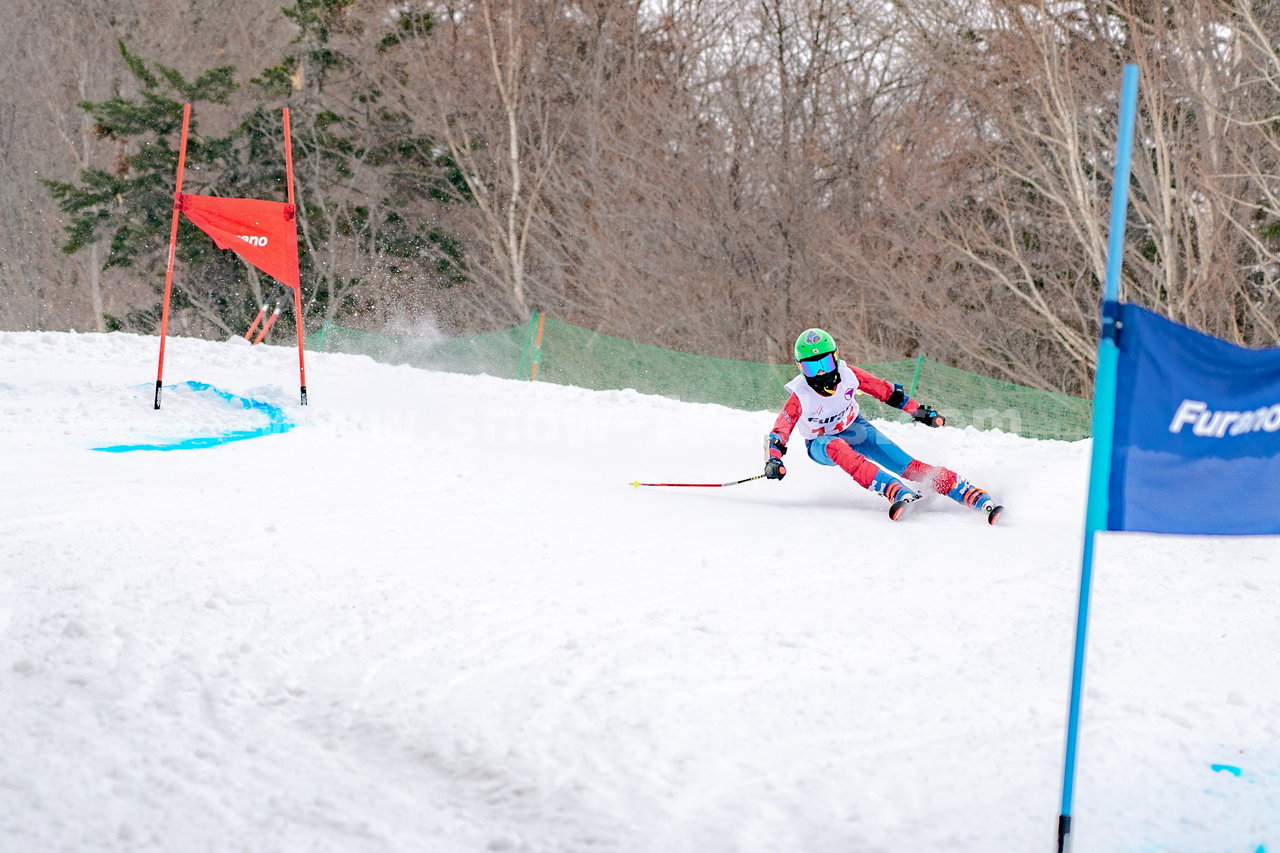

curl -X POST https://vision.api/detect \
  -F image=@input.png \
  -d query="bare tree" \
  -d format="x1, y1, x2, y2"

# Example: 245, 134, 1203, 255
1174, 0, 1280, 345
12, 0, 1279, 400
390, 0, 574, 326
866, 0, 1280, 393
524, 0, 923, 362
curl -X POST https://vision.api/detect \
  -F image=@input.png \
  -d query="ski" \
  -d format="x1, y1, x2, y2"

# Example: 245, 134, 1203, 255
888, 492, 921, 521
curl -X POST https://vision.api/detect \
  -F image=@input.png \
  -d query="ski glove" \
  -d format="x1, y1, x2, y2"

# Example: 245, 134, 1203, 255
764, 432, 787, 478
885, 383, 908, 409
912, 405, 945, 428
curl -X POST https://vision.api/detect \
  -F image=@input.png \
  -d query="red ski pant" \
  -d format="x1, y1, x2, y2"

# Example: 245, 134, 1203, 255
807, 416, 958, 494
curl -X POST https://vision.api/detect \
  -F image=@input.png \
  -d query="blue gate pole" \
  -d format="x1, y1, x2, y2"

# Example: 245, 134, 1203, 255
1058, 63, 1139, 853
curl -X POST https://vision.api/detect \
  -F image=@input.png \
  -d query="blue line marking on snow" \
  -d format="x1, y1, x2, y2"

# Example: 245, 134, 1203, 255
1211, 764, 1244, 777
93, 381, 294, 453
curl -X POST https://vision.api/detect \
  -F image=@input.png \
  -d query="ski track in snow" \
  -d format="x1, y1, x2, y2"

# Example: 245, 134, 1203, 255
0, 330, 1277, 852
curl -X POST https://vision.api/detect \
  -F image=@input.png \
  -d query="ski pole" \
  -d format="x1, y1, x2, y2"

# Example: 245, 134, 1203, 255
631, 474, 766, 488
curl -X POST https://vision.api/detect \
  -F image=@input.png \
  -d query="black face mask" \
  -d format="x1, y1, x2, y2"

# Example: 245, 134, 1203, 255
805, 370, 840, 396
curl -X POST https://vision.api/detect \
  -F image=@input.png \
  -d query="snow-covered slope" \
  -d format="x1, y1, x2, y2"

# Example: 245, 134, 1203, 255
1, 331, 1275, 852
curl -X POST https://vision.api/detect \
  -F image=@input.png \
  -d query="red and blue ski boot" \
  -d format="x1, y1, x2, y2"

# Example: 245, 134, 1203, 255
948, 480, 1003, 525
871, 470, 921, 521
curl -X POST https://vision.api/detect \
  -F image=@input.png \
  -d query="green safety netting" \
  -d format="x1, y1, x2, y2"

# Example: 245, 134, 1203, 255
309, 316, 1091, 441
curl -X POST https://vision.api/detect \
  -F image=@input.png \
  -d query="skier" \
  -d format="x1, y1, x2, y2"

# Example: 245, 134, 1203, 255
764, 328, 1003, 523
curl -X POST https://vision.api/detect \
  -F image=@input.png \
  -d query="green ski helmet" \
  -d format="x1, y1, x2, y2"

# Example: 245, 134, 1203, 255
794, 328, 837, 362
794, 328, 841, 395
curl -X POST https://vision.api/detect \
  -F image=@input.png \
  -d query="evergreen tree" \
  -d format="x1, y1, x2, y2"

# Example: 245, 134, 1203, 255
251, 0, 469, 330
43, 42, 245, 333
45, 3, 466, 337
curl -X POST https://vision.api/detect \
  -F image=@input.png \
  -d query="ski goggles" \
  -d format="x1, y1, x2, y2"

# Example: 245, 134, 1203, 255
798, 352, 837, 377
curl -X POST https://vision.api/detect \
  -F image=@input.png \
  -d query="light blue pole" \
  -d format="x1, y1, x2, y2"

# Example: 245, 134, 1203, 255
1058, 63, 1139, 853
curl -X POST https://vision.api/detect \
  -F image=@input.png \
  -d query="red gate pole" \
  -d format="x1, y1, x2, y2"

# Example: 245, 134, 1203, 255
244, 301, 269, 340
292, 286, 307, 404
155, 103, 192, 409
254, 301, 282, 344
283, 107, 307, 405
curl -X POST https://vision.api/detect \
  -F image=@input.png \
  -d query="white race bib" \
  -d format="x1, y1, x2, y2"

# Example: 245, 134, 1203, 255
784, 362, 862, 439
